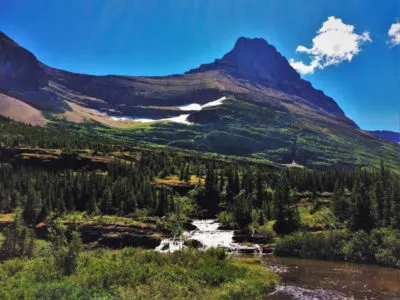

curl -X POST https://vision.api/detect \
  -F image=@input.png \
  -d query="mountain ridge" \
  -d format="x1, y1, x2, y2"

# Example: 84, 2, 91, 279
0, 31, 398, 169
368, 130, 400, 144
186, 37, 347, 119
0, 32, 350, 120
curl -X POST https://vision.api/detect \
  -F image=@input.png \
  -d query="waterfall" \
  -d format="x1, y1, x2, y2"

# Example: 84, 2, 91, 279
155, 219, 262, 254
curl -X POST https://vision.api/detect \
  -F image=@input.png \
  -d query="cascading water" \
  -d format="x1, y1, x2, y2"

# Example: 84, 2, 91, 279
155, 219, 262, 253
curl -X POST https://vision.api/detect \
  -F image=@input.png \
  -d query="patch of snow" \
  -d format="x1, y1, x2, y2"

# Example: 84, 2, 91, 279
110, 114, 191, 124
177, 103, 203, 111
162, 114, 192, 124
133, 118, 157, 123
201, 96, 226, 108
176, 96, 227, 111
111, 116, 132, 121
134, 114, 192, 124
110, 96, 226, 125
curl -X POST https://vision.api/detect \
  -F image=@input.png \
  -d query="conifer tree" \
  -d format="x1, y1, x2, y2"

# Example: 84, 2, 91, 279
273, 171, 300, 234
349, 179, 374, 232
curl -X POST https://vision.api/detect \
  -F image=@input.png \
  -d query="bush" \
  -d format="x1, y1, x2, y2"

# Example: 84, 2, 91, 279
371, 228, 400, 267
217, 211, 237, 229
275, 228, 400, 268
256, 222, 277, 242
342, 230, 373, 263
0, 247, 278, 299
275, 230, 348, 260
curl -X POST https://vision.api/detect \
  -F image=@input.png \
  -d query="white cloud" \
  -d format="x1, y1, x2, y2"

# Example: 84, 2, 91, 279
290, 16, 372, 75
388, 22, 400, 46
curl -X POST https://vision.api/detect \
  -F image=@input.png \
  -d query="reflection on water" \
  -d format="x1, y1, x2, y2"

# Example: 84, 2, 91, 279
262, 256, 400, 299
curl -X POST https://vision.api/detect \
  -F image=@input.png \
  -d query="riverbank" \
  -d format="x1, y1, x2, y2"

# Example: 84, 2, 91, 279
0, 247, 278, 299
262, 255, 400, 299
274, 229, 400, 268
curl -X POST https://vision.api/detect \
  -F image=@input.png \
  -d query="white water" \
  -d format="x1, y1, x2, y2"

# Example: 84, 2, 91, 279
110, 96, 227, 124
155, 219, 262, 253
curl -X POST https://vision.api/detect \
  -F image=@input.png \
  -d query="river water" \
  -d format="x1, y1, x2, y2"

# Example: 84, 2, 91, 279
155, 220, 400, 299
263, 256, 400, 299
155, 219, 261, 253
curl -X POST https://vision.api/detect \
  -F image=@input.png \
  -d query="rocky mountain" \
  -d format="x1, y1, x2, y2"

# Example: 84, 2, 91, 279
0, 31, 398, 169
369, 130, 400, 144
187, 37, 346, 118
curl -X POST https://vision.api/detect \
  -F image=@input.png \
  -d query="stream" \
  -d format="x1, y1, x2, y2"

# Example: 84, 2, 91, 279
155, 219, 261, 253
155, 220, 400, 299
264, 256, 400, 299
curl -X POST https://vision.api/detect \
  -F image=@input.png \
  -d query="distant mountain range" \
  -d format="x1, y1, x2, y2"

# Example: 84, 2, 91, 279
368, 130, 400, 144
0, 31, 399, 169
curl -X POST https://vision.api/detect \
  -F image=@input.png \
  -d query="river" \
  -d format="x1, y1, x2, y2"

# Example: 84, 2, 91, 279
263, 256, 400, 299
155, 220, 400, 299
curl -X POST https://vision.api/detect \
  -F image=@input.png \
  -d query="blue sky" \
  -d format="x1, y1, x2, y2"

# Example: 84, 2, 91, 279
0, 0, 399, 131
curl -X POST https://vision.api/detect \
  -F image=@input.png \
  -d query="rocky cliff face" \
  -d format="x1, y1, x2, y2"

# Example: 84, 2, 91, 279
0, 32, 67, 112
0, 32, 348, 120
0, 32, 45, 87
187, 37, 346, 118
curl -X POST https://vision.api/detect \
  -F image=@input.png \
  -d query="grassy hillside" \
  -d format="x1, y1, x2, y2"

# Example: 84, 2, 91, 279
47, 97, 400, 170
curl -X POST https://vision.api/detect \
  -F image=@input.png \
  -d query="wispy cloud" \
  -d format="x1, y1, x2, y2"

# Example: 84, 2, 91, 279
388, 22, 400, 46
290, 16, 372, 75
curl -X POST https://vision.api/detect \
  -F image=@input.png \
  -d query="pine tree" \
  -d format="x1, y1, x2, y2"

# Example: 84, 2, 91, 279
256, 170, 264, 208
64, 227, 82, 276
86, 187, 99, 215
0, 208, 35, 260
391, 180, 400, 228
184, 164, 191, 182
331, 179, 348, 221
156, 187, 168, 217
374, 180, 385, 226
349, 179, 374, 232
273, 171, 300, 234
226, 167, 235, 206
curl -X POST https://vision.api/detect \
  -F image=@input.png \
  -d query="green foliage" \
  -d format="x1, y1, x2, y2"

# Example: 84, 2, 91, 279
275, 230, 348, 260
0, 208, 35, 260
255, 221, 277, 242
275, 228, 400, 268
301, 206, 339, 231
273, 171, 300, 234
0, 247, 278, 299
217, 211, 237, 229
342, 230, 373, 263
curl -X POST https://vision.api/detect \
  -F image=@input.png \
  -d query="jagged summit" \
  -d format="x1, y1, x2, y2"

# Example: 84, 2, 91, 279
187, 37, 346, 118
0, 32, 347, 117
0, 31, 398, 168
187, 37, 301, 85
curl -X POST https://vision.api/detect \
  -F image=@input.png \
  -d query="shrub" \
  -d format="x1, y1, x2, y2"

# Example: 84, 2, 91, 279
275, 230, 348, 260
217, 211, 237, 229
342, 230, 374, 263
0, 247, 278, 299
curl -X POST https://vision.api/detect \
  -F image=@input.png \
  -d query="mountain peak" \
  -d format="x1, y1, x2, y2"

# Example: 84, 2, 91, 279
187, 36, 348, 118
186, 36, 301, 85
234, 36, 270, 48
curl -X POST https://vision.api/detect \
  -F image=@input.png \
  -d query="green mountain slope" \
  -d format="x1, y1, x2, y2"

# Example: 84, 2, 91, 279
0, 32, 399, 169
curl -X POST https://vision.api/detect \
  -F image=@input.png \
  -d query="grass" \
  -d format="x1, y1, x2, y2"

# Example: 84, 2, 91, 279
0, 248, 278, 299
155, 174, 204, 186
299, 205, 338, 231
0, 213, 14, 222
59, 213, 158, 230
